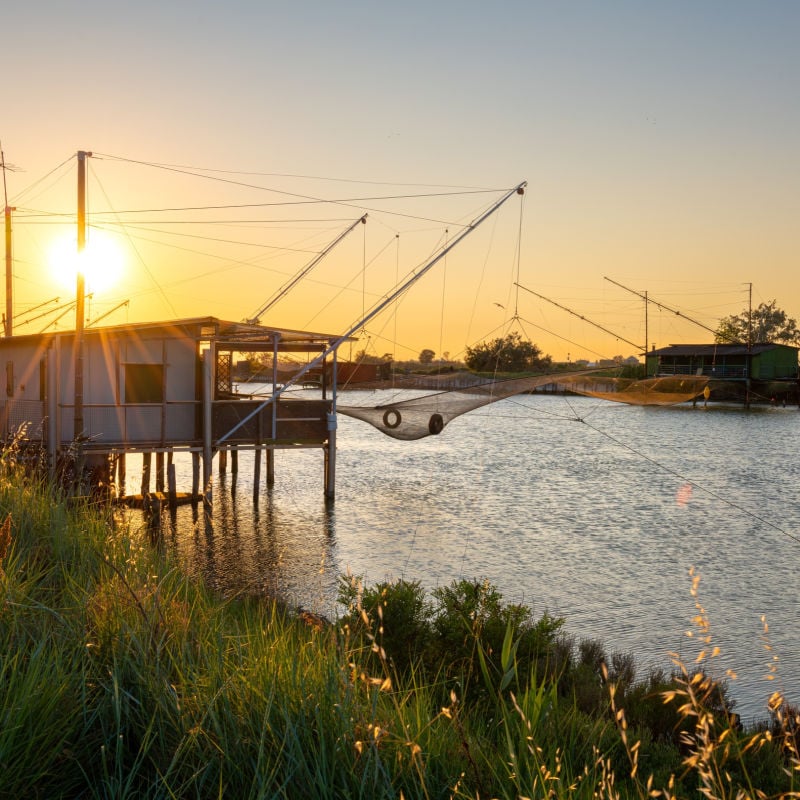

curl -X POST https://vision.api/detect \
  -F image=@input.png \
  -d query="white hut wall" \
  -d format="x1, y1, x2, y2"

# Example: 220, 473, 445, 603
1, 338, 52, 441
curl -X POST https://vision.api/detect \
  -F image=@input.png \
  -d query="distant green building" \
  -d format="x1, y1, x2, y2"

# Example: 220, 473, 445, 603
646, 343, 798, 380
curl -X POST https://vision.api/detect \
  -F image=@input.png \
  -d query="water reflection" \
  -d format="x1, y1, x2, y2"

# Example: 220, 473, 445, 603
139, 451, 340, 608
128, 394, 800, 720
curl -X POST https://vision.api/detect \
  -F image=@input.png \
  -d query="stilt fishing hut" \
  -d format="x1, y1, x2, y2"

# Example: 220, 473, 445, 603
0, 179, 529, 506
0, 316, 350, 501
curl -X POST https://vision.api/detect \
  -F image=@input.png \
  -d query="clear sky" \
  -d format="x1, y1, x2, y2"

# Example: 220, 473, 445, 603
2, 1, 798, 363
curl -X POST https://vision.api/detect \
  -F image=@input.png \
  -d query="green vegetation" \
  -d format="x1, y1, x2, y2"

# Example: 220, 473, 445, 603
715, 300, 800, 346
465, 331, 553, 372
0, 450, 798, 797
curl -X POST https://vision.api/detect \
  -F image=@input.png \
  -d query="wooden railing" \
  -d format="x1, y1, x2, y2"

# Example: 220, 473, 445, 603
212, 397, 331, 445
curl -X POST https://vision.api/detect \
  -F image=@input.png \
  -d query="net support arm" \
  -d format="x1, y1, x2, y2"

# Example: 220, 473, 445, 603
217, 181, 528, 445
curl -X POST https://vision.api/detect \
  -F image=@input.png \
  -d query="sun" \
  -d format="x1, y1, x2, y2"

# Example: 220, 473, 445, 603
48, 231, 124, 294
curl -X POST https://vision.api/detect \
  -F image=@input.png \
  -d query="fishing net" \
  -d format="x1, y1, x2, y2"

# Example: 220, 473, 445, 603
338, 372, 710, 440
559, 375, 711, 407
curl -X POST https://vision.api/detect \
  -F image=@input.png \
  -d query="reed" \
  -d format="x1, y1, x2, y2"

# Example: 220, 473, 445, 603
0, 451, 796, 797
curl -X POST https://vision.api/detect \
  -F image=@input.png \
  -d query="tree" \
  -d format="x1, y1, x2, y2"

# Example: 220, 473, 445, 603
715, 300, 800, 346
419, 348, 435, 364
464, 332, 552, 372
353, 349, 391, 365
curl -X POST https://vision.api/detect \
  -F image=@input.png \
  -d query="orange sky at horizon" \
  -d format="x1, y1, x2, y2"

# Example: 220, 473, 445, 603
3, 2, 798, 363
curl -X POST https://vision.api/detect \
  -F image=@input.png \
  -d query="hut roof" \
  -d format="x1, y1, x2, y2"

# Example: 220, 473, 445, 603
4, 316, 353, 352
650, 343, 797, 357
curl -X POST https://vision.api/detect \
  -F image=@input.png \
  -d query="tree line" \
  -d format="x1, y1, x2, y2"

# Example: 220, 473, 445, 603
399, 299, 800, 375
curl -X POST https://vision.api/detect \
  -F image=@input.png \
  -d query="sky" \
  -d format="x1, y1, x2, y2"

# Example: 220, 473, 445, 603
2, 1, 798, 363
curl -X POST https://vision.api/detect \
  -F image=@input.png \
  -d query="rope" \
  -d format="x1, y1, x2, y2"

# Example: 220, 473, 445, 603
575, 414, 800, 545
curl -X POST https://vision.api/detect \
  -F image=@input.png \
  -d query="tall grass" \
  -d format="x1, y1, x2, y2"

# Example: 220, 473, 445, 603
0, 447, 797, 797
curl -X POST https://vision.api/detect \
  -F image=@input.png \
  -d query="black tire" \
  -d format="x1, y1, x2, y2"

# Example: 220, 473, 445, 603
383, 409, 402, 429
428, 413, 444, 435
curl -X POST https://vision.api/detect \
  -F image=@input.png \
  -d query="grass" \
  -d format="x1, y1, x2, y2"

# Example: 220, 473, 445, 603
0, 446, 798, 798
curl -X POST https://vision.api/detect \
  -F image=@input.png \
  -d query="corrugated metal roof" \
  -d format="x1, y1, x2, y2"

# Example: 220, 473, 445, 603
650, 343, 797, 357
2, 316, 353, 347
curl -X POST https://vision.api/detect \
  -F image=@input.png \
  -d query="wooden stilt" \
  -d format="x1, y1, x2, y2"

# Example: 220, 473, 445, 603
202, 347, 213, 508
325, 413, 337, 500
167, 461, 177, 512
266, 448, 275, 485
156, 451, 165, 492
231, 448, 238, 473
141, 452, 152, 495
253, 447, 261, 501
192, 452, 200, 501
117, 452, 126, 497
219, 449, 227, 473
146, 493, 162, 529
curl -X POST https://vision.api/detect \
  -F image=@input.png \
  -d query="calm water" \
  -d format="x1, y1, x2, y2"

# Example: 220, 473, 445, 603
130, 391, 800, 722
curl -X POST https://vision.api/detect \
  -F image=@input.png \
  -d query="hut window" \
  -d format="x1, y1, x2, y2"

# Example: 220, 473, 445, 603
125, 363, 164, 404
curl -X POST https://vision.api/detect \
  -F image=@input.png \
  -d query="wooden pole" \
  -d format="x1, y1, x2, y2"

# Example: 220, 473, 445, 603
2, 143, 12, 336
202, 347, 214, 505
167, 461, 177, 512
4, 205, 12, 336
191, 452, 200, 500
46, 346, 58, 478
266, 448, 275, 485
746, 282, 752, 409
74, 150, 90, 444
325, 348, 338, 499
156, 451, 165, 491
325, 416, 337, 499
117, 452, 126, 497
253, 447, 261, 501
141, 452, 152, 496
253, 408, 261, 499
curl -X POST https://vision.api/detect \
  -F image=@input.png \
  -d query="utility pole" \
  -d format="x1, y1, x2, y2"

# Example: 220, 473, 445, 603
746, 282, 752, 409
74, 150, 91, 443
1, 143, 16, 336
4, 205, 11, 336
644, 290, 648, 376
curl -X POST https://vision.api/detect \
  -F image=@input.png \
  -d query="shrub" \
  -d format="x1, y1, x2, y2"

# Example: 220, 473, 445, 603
337, 575, 432, 675
339, 576, 565, 700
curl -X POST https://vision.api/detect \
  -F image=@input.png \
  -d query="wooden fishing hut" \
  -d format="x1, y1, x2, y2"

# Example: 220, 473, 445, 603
647, 343, 799, 380
0, 316, 351, 502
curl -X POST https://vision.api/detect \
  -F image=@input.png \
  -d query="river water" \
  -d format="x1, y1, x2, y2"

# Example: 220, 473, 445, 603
130, 390, 800, 722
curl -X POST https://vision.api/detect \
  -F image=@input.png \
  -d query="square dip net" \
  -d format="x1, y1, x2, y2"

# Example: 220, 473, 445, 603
338, 373, 710, 440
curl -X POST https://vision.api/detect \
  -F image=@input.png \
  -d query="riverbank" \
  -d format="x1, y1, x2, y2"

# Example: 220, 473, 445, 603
1, 450, 796, 797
